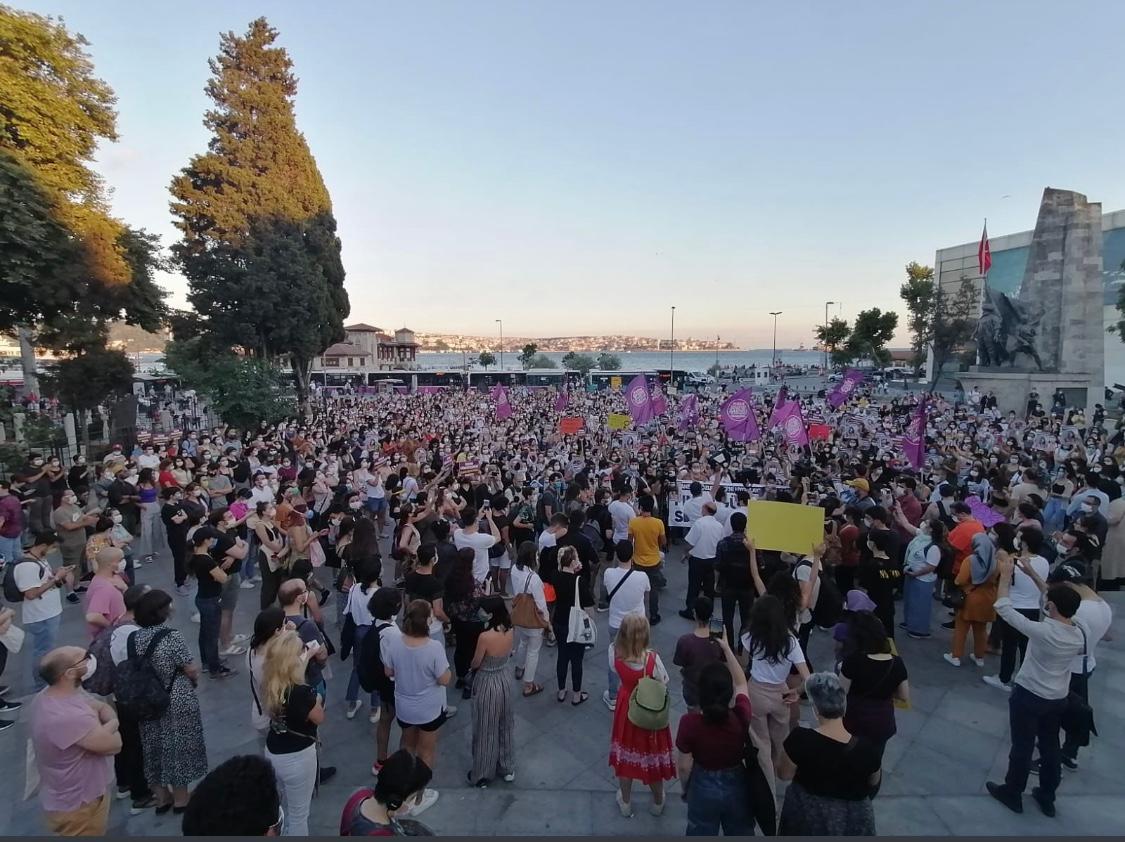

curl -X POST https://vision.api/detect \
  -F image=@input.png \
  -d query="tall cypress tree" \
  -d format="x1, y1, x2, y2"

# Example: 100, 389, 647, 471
169, 18, 348, 405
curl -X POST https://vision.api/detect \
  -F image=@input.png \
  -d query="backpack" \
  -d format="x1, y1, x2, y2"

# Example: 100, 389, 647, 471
580, 521, 605, 555
83, 622, 126, 696
1, 558, 31, 603
627, 652, 670, 731
357, 622, 395, 699
935, 501, 956, 531
793, 560, 844, 628
115, 628, 175, 720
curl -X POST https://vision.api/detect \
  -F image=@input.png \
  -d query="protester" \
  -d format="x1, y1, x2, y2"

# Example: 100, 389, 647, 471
107, 584, 155, 813
839, 612, 910, 763
15, 532, 71, 691
944, 530, 1000, 668
182, 755, 283, 836
672, 596, 723, 711
601, 540, 649, 708
509, 541, 549, 697
339, 750, 435, 836
552, 545, 595, 704
468, 595, 515, 787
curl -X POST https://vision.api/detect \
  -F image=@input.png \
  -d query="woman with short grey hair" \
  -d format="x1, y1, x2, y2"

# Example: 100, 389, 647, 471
776, 672, 881, 835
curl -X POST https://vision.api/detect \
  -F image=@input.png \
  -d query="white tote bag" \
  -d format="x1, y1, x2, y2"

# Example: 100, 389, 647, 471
566, 577, 597, 647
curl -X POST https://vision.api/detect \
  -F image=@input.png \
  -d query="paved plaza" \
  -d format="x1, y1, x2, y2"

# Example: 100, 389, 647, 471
0, 535, 1121, 836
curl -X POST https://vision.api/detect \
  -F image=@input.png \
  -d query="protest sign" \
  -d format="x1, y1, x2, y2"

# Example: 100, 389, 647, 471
746, 500, 824, 554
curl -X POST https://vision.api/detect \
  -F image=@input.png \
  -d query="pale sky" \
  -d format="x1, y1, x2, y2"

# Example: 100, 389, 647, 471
19, 0, 1125, 346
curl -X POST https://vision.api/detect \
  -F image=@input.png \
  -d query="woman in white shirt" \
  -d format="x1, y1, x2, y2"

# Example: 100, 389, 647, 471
344, 560, 383, 721
247, 606, 286, 740
741, 594, 811, 798
984, 527, 1050, 691
509, 542, 549, 697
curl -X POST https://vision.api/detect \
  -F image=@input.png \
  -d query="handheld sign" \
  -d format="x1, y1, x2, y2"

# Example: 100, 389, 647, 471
747, 500, 825, 555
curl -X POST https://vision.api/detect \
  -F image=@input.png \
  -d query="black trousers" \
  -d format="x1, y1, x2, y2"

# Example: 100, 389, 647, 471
997, 608, 1039, 684
640, 564, 665, 621
834, 565, 856, 595
114, 706, 150, 800
685, 556, 716, 610
1003, 684, 1066, 802
721, 589, 753, 651
259, 561, 283, 611
451, 618, 483, 679
553, 620, 584, 691
169, 538, 188, 587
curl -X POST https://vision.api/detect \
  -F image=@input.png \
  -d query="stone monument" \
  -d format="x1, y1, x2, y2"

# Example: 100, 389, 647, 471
959, 187, 1104, 414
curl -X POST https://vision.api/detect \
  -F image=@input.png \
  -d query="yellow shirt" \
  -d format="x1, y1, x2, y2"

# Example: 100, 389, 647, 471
628, 515, 665, 568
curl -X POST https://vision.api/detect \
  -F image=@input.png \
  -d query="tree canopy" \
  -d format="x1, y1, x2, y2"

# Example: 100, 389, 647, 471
596, 352, 622, 371
478, 351, 496, 369
814, 318, 851, 366
168, 17, 347, 405
518, 343, 539, 368
842, 308, 898, 366
561, 352, 597, 375
899, 262, 976, 380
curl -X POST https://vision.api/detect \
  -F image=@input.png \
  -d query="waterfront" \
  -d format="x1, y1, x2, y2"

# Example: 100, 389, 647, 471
416, 349, 825, 372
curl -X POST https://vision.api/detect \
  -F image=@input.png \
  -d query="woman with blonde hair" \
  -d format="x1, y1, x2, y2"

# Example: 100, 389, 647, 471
608, 613, 675, 818
262, 630, 324, 836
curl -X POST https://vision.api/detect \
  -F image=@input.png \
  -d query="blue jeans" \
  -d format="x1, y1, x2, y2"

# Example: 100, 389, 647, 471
0, 535, 21, 566
242, 533, 258, 581
686, 767, 752, 836
606, 625, 620, 698
346, 624, 380, 706
26, 613, 61, 691
902, 575, 934, 634
195, 595, 222, 673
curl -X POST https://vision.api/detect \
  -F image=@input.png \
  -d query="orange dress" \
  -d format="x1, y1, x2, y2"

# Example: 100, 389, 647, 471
954, 551, 1000, 623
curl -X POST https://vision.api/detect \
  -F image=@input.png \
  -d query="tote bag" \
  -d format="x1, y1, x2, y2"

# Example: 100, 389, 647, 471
566, 577, 596, 647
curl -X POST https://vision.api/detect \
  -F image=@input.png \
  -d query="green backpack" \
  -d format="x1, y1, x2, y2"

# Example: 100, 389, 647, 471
627, 652, 670, 730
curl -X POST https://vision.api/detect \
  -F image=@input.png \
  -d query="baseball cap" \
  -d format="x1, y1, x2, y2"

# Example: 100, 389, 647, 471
847, 478, 870, 493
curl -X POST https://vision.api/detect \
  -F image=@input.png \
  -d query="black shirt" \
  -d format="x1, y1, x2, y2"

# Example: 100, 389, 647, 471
783, 728, 881, 800
209, 530, 240, 576
487, 514, 509, 559
264, 684, 318, 754
858, 558, 901, 616
716, 534, 753, 591
552, 569, 594, 617
404, 570, 443, 608
190, 552, 223, 599
433, 540, 458, 586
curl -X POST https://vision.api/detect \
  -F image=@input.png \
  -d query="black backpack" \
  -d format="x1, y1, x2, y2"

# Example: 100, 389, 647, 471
83, 622, 125, 696
115, 628, 175, 720
794, 560, 844, 628
581, 521, 605, 555
1, 559, 30, 603
357, 622, 395, 699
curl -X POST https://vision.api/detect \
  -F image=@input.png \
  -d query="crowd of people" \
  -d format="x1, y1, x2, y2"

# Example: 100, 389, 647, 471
0, 376, 1117, 835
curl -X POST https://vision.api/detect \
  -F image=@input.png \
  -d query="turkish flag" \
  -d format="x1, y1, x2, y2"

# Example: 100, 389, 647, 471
978, 222, 992, 277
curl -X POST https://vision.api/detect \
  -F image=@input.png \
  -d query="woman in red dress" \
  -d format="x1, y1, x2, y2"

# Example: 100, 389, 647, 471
608, 614, 675, 817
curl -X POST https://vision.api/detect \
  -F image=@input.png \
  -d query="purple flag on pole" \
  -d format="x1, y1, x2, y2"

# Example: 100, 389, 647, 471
719, 388, 760, 442
491, 384, 513, 420
901, 396, 927, 469
677, 394, 699, 431
625, 374, 655, 425
767, 386, 790, 429
554, 385, 569, 413
777, 400, 809, 446
651, 391, 668, 417
827, 368, 865, 408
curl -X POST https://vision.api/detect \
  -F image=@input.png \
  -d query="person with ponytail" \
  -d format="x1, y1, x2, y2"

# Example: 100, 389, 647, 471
674, 632, 754, 835
339, 750, 435, 836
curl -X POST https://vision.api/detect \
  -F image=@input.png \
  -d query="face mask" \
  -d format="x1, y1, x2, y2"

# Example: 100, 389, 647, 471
81, 656, 97, 683
349, 501, 362, 510
116, 559, 127, 574
111, 514, 123, 525
1055, 541, 1069, 555
1081, 503, 1094, 513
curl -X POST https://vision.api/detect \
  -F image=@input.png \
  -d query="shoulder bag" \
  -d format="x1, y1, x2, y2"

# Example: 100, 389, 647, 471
565, 576, 596, 646
1061, 624, 1097, 747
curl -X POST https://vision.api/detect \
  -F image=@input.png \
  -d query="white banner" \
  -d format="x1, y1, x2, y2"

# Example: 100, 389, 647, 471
668, 479, 767, 526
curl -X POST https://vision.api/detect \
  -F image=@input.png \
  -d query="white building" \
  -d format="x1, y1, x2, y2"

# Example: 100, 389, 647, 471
312, 323, 419, 374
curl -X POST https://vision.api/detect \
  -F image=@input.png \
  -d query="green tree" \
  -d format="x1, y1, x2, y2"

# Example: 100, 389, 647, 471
41, 347, 133, 450
814, 318, 851, 367
596, 352, 622, 370
843, 308, 898, 366
478, 351, 496, 369
527, 353, 556, 369
518, 343, 539, 368
561, 352, 597, 376
899, 262, 976, 383
169, 18, 348, 409
164, 338, 292, 429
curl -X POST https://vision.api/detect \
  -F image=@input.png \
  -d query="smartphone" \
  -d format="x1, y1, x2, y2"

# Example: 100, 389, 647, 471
708, 618, 724, 640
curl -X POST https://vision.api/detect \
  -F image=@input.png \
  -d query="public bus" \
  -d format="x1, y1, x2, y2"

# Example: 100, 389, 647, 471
586, 369, 659, 391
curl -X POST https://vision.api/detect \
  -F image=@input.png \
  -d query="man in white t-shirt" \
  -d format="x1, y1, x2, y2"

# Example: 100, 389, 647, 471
453, 506, 501, 583
14, 533, 72, 691
984, 533, 1051, 692
679, 502, 726, 621
607, 487, 636, 545
601, 542, 650, 710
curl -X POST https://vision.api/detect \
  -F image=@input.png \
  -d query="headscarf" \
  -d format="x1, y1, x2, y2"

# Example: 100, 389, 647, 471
969, 531, 996, 585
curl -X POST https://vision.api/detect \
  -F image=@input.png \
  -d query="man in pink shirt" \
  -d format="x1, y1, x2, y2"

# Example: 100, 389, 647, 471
84, 548, 127, 640
29, 645, 120, 835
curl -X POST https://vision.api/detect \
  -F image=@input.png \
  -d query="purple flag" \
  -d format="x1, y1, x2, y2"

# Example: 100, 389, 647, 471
719, 388, 760, 442
827, 368, 865, 408
651, 391, 668, 417
767, 386, 790, 429
901, 396, 927, 469
491, 384, 513, 420
625, 374, 655, 425
776, 400, 809, 446
554, 385, 569, 413
676, 394, 699, 431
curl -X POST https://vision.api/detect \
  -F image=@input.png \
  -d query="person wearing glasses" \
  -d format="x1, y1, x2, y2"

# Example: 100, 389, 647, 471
29, 645, 122, 836
181, 755, 284, 836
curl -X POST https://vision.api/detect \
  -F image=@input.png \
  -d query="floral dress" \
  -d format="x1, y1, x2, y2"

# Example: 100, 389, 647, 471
133, 624, 207, 787
608, 650, 675, 784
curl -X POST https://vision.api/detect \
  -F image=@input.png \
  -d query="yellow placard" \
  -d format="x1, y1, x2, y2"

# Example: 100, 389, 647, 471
746, 500, 824, 555
607, 413, 631, 430
610, 375, 622, 389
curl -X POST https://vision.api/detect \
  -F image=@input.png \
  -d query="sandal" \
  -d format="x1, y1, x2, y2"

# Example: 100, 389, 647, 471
572, 691, 590, 706
522, 683, 544, 697
557, 690, 567, 702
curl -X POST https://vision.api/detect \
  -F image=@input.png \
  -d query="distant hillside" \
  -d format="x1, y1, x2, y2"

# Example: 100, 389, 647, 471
107, 322, 169, 353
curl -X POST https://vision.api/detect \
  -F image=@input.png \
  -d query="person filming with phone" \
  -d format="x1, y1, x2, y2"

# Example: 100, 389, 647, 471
672, 597, 724, 712
14, 532, 74, 692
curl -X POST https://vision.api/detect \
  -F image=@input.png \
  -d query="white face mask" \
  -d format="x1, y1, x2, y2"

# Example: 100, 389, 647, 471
116, 559, 127, 574
1080, 503, 1094, 513
111, 514, 123, 524
81, 655, 97, 683
1055, 541, 1069, 555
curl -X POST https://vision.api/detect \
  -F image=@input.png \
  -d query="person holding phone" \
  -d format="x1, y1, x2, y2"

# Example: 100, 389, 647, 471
15, 532, 72, 691
672, 597, 724, 712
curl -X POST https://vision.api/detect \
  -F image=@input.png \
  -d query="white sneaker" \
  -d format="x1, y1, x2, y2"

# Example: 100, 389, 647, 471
190, 612, 200, 624
232, 634, 250, 644
403, 788, 439, 817
942, 653, 961, 667
220, 644, 247, 657
345, 701, 361, 720
602, 690, 616, 711
444, 705, 457, 718
502, 772, 515, 782
615, 790, 634, 818
369, 707, 381, 724
240, 579, 256, 589
970, 655, 985, 668
649, 799, 665, 817
982, 675, 1011, 692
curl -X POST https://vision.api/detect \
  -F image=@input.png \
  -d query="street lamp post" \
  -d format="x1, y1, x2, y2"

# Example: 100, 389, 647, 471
669, 306, 676, 389
715, 334, 720, 372
495, 319, 504, 371
769, 311, 782, 382
823, 300, 835, 371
